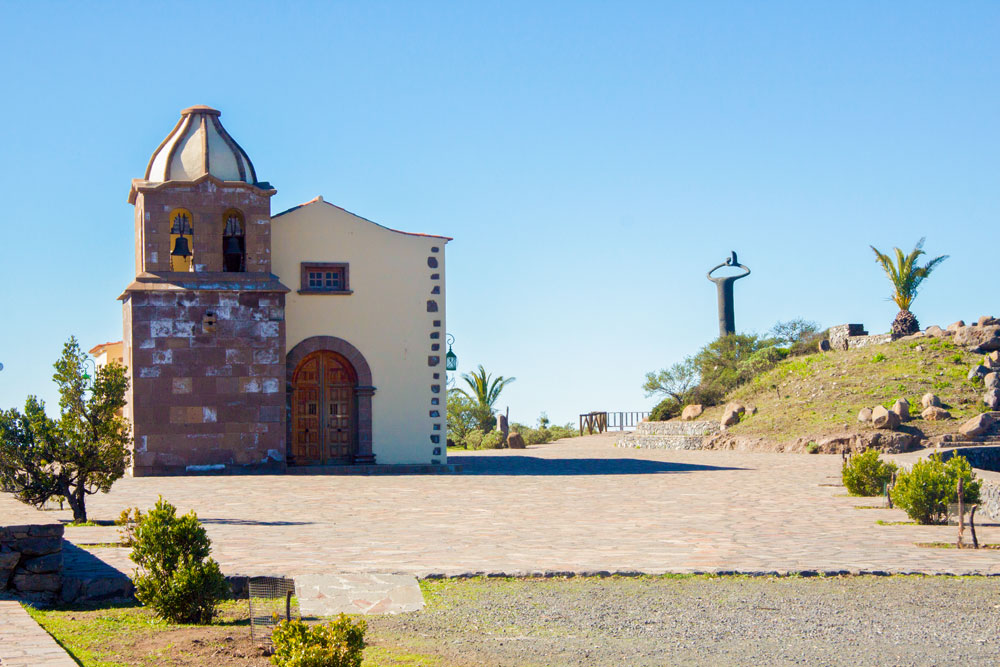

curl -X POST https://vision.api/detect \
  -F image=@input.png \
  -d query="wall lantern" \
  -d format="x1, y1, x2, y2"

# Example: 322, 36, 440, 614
445, 334, 458, 371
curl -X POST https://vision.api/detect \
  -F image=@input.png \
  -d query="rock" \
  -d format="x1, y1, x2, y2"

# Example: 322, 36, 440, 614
748, 405, 758, 416
857, 407, 873, 423
985, 351, 1000, 369
15, 536, 62, 557
958, 413, 995, 438
925, 325, 946, 338
872, 405, 900, 430
986, 372, 1000, 390
721, 409, 741, 428
915, 345, 924, 352
921, 393, 941, 409
681, 404, 704, 421
817, 339, 832, 352
921, 406, 952, 421
947, 320, 966, 333
724, 402, 746, 417
890, 398, 911, 422
496, 414, 508, 439
969, 365, 988, 381
11, 571, 62, 593
20, 553, 62, 574
955, 325, 1000, 352
985, 390, 1000, 410
979, 315, 999, 327
506, 431, 526, 449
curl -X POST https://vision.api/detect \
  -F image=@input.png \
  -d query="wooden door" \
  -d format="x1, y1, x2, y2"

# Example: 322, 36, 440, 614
291, 351, 356, 465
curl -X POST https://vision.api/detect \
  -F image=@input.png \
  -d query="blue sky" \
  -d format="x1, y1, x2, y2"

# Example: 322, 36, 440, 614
0, 2, 997, 425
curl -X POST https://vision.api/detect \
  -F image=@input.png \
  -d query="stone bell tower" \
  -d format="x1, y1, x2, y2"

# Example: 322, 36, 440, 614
121, 106, 289, 476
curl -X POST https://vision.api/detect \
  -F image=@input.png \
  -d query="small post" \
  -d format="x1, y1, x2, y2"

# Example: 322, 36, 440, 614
970, 505, 979, 549
286, 590, 293, 622
956, 477, 965, 549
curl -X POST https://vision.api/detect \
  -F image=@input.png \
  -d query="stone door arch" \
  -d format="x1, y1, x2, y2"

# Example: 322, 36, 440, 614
287, 337, 376, 465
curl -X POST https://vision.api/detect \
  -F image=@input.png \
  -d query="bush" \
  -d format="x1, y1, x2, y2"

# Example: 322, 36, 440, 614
271, 614, 367, 667
842, 449, 898, 496
649, 397, 681, 421
460, 430, 484, 449
480, 430, 506, 450
890, 453, 981, 525
130, 497, 228, 623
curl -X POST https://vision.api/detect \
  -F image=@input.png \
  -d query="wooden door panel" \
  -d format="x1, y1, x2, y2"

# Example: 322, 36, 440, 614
291, 350, 357, 465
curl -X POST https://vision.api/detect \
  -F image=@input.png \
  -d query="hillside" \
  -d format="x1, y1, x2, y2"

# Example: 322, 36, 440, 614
692, 336, 986, 449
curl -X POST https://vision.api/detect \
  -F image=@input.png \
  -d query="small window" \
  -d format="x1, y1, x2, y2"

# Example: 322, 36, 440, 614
299, 263, 351, 294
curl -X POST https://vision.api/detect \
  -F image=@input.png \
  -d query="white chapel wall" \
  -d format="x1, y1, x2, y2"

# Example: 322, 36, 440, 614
271, 199, 448, 465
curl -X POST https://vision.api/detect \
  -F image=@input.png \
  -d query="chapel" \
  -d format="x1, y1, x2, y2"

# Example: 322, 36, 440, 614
97, 105, 451, 476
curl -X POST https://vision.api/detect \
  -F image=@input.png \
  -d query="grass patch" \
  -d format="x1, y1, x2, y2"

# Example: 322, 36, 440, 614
915, 542, 1000, 550
854, 505, 888, 510
73, 543, 125, 548
876, 520, 919, 526
690, 338, 983, 443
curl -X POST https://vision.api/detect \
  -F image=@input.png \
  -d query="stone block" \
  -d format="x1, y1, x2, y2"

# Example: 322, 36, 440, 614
12, 571, 62, 592
857, 407, 873, 423
16, 536, 62, 557
921, 393, 941, 409
890, 398, 911, 422
681, 404, 704, 421
959, 413, 995, 438
872, 405, 899, 430
21, 552, 62, 574
985, 389, 1000, 411
921, 406, 951, 421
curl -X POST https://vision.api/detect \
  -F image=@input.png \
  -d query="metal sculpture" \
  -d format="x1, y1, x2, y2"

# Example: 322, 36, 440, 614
706, 251, 751, 337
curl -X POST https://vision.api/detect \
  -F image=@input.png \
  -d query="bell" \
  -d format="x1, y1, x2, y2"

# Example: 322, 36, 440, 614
223, 236, 243, 256
171, 235, 192, 257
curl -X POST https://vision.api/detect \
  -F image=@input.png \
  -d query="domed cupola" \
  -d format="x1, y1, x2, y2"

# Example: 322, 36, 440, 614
144, 105, 259, 185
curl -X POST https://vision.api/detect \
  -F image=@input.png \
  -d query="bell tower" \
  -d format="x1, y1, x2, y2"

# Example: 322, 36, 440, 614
121, 106, 289, 476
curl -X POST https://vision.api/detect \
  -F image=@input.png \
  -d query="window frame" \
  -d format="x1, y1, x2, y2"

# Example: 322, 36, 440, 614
299, 262, 352, 295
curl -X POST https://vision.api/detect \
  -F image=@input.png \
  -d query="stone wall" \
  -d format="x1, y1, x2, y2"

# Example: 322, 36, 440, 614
616, 420, 720, 450
828, 323, 899, 351
937, 447, 1000, 521
0, 524, 63, 601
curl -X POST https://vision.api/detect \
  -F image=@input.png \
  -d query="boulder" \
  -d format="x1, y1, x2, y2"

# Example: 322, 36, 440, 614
969, 365, 988, 381
857, 407, 873, 423
724, 402, 746, 417
506, 432, 526, 449
721, 409, 742, 428
985, 390, 1000, 411
979, 315, 999, 327
872, 405, 900, 430
921, 406, 952, 421
890, 398, 911, 422
985, 351, 1000, 369
925, 325, 946, 338
921, 393, 941, 409
958, 413, 995, 438
955, 324, 1000, 352
948, 320, 966, 332
986, 372, 1000, 390
681, 404, 704, 421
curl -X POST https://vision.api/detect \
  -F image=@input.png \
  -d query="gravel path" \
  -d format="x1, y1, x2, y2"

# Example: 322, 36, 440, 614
366, 576, 1000, 666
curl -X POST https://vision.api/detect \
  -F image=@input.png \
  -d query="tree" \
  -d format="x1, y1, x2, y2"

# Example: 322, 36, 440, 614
642, 358, 699, 404
456, 365, 516, 432
446, 391, 487, 444
0, 337, 131, 523
870, 238, 948, 335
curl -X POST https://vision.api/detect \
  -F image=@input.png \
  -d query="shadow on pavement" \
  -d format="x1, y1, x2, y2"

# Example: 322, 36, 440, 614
449, 455, 747, 476
199, 518, 314, 526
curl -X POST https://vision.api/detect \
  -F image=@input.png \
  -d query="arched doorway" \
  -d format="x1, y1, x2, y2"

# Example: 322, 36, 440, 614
290, 350, 358, 465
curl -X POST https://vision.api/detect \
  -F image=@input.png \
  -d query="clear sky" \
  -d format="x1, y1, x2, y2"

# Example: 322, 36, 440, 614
0, 2, 997, 426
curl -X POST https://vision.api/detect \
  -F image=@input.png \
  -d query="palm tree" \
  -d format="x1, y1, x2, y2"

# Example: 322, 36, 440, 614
870, 238, 948, 335
457, 365, 516, 431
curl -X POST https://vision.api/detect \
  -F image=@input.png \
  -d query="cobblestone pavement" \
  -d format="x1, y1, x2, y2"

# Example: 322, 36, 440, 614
4, 434, 1000, 578
0, 601, 77, 667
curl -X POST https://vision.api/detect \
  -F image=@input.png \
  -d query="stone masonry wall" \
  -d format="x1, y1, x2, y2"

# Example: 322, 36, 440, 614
0, 524, 63, 601
125, 289, 287, 476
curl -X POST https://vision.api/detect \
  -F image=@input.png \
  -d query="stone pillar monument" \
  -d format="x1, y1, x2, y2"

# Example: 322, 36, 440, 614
706, 251, 751, 337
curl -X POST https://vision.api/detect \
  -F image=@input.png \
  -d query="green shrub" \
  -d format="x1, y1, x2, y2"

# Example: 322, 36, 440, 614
871, 352, 886, 363
480, 431, 505, 449
842, 449, 898, 496
460, 430, 484, 449
649, 397, 681, 421
890, 453, 981, 524
271, 614, 366, 667
130, 497, 228, 623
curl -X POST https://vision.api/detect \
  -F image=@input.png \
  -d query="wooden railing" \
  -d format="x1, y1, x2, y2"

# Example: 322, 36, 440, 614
579, 411, 651, 435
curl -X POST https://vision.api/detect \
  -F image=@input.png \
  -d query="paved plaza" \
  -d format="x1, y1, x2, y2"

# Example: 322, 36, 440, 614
4, 433, 999, 578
